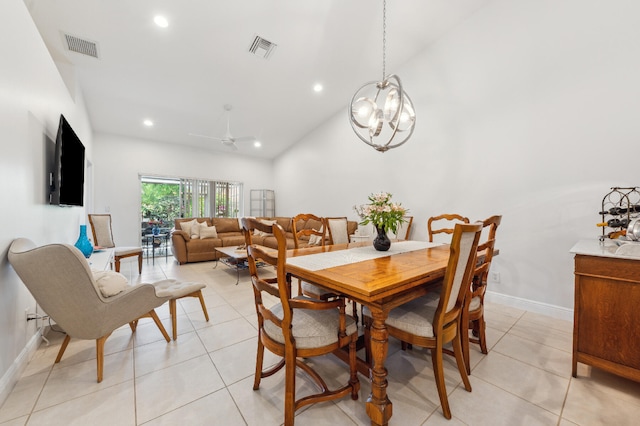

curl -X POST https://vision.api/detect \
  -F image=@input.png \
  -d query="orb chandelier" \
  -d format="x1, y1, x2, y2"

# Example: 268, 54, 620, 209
348, 0, 416, 152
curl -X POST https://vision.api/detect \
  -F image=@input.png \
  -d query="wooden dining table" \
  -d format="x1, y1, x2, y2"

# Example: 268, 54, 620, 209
285, 240, 452, 426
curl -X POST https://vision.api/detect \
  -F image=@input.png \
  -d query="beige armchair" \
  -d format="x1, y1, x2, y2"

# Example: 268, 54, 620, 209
8, 238, 171, 383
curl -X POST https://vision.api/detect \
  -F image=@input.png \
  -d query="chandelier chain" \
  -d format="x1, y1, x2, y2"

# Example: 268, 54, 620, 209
382, 0, 386, 81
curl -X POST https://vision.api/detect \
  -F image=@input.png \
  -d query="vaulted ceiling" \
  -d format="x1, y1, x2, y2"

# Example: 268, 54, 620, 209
26, 0, 491, 159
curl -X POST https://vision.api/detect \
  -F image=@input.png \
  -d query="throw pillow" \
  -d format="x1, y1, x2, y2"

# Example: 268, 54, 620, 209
308, 227, 324, 245
179, 219, 199, 236
255, 219, 276, 237
191, 221, 207, 239
92, 270, 128, 297
200, 225, 218, 239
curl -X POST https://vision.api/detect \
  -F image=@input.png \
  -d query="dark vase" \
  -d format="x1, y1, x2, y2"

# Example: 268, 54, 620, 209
74, 224, 94, 258
373, 226, 391, 251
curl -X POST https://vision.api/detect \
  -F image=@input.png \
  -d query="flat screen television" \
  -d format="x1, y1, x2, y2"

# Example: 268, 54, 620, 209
50, 114, 85, 206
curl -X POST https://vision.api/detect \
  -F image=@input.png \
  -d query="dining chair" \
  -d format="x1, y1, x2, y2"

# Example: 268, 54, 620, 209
240, 218, 360, 426
325, 217, 350, 245
363, 222, 483, 419
88, 213, 143, 273
8, 238, 171, 383
460, 215, 502, 374
389, 215, 414, 240
427, 213, 470, 243
291, 213, 336, 300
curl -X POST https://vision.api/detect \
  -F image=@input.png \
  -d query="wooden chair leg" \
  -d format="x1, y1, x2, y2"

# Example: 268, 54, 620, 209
170, 299, 178, 340
478, 317, 488, 354
55, 334, 71, 363
453, 331, 472, 392
114, 257, 121, 273
431, 345, 452, 419
148, 309, 170, 342
129, 320, 138, 332
253, 336, 265, 390
196, 290, 210, 322
461, 307, 471, 375
96, 334, 110, 383
137, 253, 143, 273
284, 348, 297, 426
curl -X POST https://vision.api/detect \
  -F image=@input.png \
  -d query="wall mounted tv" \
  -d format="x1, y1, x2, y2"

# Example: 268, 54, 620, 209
50, 114, 85, 206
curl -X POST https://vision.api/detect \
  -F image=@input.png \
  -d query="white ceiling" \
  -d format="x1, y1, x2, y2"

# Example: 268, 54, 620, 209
25, 0, 491, 159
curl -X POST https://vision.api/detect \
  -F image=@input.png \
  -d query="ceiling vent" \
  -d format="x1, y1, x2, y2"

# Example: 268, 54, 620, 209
63, 33, 99, 58
248, 35, 277, 59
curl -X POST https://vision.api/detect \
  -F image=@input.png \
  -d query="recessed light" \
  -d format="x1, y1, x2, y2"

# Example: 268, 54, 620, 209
254, 141, 262, 148
154, 16, 169, 28
313, 83, 323, 93
143, 119, 154, 127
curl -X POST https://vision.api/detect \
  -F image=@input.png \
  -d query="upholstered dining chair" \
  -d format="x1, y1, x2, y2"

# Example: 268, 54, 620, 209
427, 213, 470, 243
240, 218, 359, 426
8, 238, 171, 383
389, 215, 414, 240
363, 222, 482, 419
88, 214, 143, 273
460, 215, 502, 374
325, 217, 350, 245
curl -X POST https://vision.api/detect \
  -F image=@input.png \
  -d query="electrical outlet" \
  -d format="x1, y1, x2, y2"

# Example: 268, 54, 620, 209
491, 271, 500, 283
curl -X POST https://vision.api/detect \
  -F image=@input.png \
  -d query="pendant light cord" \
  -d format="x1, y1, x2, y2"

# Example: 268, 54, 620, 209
382, 0, 387, 81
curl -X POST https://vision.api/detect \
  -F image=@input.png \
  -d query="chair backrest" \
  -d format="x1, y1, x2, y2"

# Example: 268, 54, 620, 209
427, 214, 470, 243
471, 215, 502, 299
8, 238, 112, 339
291, 213, 326, 248
326, 217, 350, 245
240, 218, 294, 334
389, 216, 414, 241
433, 223, 482, 329
88, 214, 116, 248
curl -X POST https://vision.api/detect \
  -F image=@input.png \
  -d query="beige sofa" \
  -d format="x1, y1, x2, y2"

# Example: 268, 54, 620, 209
171, 216, 357, 265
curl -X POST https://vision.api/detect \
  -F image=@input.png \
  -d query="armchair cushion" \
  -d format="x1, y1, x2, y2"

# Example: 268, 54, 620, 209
92, 270, 128, 297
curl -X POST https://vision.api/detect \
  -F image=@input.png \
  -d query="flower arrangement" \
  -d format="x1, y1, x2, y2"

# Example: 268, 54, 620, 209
354, 192, 407, 235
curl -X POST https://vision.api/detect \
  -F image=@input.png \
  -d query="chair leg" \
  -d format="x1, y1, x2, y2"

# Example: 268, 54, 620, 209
461, 307, 471, 375
431, 345, 451, 419
170, 299, 178, 340
55, 334, 71, 363
95, 334, 110, 383
148, 309, 170, 342
137, 253, 143, 273
196, 290, 210, 322
478, 317, 488, 355
452, 331, 472, 392
284, 347, 297, 426
114, 257, 121, 273
129, 320, 138, 332
253, 335, 265, 390
349, 335, 359, 400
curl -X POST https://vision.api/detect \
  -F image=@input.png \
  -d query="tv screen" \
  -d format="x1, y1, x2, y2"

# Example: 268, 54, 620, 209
50, 114, 85, 206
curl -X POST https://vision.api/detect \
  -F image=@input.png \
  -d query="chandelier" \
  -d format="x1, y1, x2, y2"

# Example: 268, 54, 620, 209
348, 0, 416, 152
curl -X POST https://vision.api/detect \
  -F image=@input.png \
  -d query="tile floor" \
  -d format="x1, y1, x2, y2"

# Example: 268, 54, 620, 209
1, 256, 640, 425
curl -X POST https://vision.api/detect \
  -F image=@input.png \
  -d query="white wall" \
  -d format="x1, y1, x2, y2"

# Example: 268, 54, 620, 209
0, 0, 93, 403
92, 134, 274, 247
274, 0, 640, 314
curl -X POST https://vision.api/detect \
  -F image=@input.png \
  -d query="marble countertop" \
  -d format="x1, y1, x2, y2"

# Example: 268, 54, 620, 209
570, 239, 640, 260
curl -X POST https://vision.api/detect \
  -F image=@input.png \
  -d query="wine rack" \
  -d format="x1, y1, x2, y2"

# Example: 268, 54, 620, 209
599, 187, 640, 239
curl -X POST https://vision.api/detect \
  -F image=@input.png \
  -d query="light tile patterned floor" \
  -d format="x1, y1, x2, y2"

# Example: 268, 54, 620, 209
2, 256, 640, 425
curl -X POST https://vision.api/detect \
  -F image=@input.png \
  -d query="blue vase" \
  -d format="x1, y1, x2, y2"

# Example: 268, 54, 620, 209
74, 224, 94, 258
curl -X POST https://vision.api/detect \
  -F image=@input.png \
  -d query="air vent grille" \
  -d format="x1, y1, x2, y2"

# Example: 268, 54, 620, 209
63, 33, 99, 58
248, 35, 277, 59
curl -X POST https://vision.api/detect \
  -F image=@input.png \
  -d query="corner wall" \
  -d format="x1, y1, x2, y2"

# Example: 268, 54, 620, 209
0, 0, 94, 404
274, 0, 640, 314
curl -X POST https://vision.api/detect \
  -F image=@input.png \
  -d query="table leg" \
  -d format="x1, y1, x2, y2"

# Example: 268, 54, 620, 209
366, 308, 392, 426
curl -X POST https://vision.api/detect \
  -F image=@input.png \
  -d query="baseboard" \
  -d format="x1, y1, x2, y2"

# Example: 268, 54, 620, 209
485, 291, 573, 322
0, 330, 43, 408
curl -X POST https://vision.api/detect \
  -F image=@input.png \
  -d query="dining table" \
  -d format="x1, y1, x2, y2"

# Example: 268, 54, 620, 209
285, 240, 452, 426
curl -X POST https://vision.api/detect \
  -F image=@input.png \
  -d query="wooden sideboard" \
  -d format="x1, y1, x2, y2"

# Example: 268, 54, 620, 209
571, 240, 640, 382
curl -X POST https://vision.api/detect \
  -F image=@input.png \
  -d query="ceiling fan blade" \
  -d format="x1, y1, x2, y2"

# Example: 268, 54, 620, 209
188, 132, 223, 141
228, 142, 238, 151
233, 136, 257, 143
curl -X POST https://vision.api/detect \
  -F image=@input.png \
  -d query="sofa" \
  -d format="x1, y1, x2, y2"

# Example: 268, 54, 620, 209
171, 216, 358, 265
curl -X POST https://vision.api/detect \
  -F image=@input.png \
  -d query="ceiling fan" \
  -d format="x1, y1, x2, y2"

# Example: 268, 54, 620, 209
188, 104, 256, 151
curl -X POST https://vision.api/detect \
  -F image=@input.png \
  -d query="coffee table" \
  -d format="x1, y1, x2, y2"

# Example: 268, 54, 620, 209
214, 245, 265, 284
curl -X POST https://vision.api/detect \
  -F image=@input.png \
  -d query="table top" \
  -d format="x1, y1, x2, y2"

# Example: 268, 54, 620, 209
286, 241, 450, 305
88, 248, 114, 271
570, 238, 640, 260
215, 245, 249, 259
